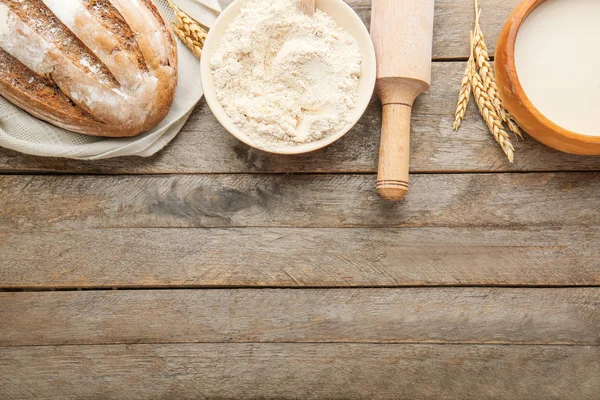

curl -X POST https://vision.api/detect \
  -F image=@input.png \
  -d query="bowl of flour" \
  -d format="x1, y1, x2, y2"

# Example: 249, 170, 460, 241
201, 0, 376, 154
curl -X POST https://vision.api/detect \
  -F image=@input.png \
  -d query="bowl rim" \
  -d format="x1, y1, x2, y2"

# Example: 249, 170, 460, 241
495, 0, 600, 155
200, 0, 377, 155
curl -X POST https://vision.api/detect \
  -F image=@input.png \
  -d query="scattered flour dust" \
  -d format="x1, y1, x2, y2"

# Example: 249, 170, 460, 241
210, 0, 362, 151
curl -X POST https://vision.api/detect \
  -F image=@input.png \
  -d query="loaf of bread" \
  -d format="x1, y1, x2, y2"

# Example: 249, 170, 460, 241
0, 0, 178, 137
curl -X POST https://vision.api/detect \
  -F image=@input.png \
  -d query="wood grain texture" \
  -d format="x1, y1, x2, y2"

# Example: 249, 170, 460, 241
1, 226, 599, 288
1, 288, 598, 346
1, 173, 599, 231
2, 62, 599, 174
1, 343, 598, 399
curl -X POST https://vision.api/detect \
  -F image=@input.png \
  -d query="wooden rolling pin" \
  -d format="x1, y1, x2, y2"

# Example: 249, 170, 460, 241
371, 0, 435, 201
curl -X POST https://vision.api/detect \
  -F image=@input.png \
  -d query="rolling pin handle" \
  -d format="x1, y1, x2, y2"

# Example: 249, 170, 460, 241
377, 102, 412, 201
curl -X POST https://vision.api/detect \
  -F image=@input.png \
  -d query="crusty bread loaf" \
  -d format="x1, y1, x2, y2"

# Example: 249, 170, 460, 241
0, 0, 178, 137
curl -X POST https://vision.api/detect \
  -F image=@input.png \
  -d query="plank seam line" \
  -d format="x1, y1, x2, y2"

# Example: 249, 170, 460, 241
2, 285, 600, 292
1, 170, 599, 177
4, 223, 598, 232
0, 342, 597, 349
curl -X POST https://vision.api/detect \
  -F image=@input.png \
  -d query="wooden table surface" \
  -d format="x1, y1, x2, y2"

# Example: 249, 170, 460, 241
1, 0, 599, 398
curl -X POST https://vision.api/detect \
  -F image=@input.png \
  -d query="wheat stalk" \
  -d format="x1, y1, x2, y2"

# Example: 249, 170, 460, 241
469, 32, 515, 162
167, 0, 208, 59
473, 4, 523, 139
453, 0, 521, 162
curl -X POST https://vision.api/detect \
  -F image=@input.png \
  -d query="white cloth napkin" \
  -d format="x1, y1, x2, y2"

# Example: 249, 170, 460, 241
0, 0, 221, 160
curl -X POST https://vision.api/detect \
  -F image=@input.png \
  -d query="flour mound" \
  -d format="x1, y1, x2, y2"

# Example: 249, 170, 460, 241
211, 0, 361, 151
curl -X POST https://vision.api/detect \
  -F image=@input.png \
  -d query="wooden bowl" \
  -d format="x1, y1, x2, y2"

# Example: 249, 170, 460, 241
495, 0, 600, 155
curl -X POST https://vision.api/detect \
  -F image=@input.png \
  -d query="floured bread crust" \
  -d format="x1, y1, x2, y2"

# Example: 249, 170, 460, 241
0, 0, 177, 137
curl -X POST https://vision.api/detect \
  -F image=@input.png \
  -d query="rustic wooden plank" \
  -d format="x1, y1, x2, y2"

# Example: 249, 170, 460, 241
1, 226, 599, 288
1, 61, 598, 174
1, 173, 599, 231
1, 343, 598, 399
1, 288, 598, 346
433, 0, 520, 59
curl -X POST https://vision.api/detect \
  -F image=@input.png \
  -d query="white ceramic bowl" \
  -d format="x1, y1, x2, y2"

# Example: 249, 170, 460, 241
200, 0, 377, 154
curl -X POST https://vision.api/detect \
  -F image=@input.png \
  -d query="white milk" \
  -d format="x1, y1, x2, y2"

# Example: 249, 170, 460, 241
515, 0, 600, 136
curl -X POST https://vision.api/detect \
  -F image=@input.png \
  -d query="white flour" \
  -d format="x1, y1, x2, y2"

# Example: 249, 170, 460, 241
210, 0, 361, 151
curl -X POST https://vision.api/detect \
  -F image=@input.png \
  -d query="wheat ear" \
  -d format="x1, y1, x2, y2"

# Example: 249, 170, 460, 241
167, 0, 208, 59
473, 10, 504, 119
469, 32, 515, 163
506, 115, 522, 138
453, 62, 472, 131
473, 7, 523, 139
